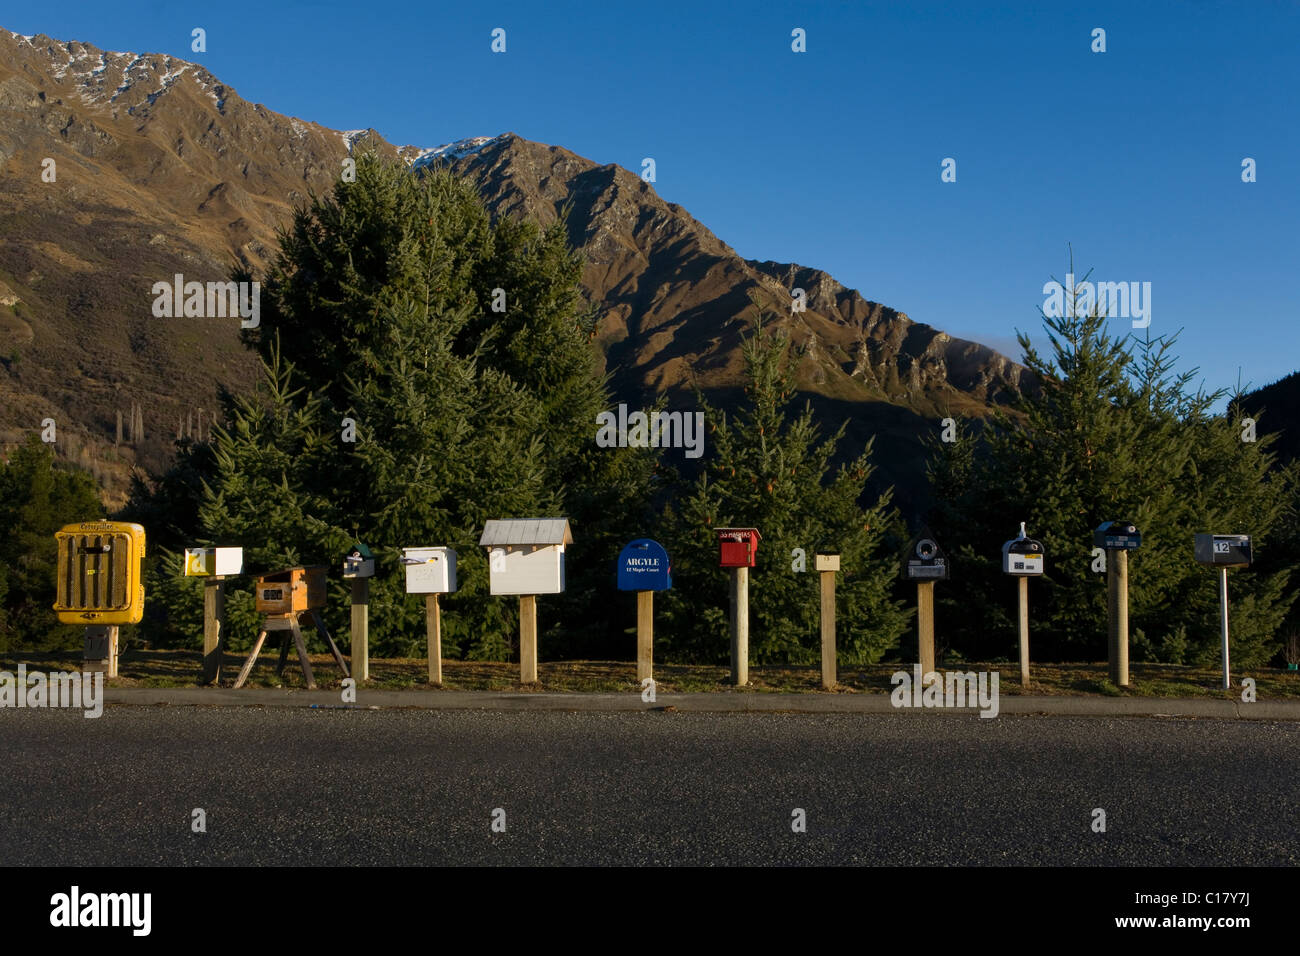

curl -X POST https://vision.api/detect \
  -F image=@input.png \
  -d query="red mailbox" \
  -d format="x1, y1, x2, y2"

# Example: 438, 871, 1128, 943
717, 528, 761, 568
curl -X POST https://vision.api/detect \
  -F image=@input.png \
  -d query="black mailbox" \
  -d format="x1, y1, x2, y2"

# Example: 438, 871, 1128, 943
1193, 533, 1252, 568
905, 534, 949, 581
1094, 521, 1142, 550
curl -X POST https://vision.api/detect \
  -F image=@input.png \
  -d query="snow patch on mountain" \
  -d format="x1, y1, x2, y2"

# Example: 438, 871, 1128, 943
341, 129, 372, 150
407, 135, 502, 169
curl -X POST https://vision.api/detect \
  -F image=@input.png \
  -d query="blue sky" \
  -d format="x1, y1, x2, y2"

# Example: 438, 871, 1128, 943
12, 1, 1299, 402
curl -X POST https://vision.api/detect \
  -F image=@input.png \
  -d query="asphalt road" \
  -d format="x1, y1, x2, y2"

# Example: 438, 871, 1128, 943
2, 707, 1297, 866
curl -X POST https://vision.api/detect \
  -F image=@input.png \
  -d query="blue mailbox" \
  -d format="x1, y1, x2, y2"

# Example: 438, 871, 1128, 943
617, 539, 672, 591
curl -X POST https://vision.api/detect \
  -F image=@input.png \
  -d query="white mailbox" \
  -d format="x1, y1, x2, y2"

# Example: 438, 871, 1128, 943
1002, 523, 1045, 576
402, 547, 458, 594
184, 547, 244, 577
480, 518, 572, 595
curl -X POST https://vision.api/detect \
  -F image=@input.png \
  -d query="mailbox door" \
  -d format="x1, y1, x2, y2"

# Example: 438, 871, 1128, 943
490, 546, 564, 595
1007, 553, 1043, 575
256, 585, 289, 614
184, 548, 214, 576
719, 538, 756, 568
303, 568, 327, 609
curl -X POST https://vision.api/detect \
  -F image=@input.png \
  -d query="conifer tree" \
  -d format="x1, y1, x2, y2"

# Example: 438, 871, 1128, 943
135, 152, 656, 661
925, 265, 1297, 667
660, 308, 911, 666
0, 436, 104, 650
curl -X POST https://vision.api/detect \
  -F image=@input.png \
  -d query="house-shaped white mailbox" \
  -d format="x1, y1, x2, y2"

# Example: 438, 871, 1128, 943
402, 547, 458, 594
480, 518, 572, 595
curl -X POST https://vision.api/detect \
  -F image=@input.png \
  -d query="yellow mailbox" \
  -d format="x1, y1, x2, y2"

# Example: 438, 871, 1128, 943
53, 521, 146, 625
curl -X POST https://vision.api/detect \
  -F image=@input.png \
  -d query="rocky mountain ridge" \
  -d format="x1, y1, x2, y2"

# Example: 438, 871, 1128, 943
0, 28, 1029, 509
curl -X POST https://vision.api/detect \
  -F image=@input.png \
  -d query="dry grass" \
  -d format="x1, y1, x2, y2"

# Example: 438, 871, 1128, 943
3, 648, 1299, 699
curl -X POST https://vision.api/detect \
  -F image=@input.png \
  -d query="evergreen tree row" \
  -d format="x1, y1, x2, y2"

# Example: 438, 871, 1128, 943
3, 154, 1296, 669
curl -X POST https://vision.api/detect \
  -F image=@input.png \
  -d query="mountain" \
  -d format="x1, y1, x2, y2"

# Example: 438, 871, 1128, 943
1241, 371, 1300, 466
0, 28, 1031, 512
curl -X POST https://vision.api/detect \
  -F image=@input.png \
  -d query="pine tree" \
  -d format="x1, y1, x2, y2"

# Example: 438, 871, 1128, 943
659, 307, 911, 666
135, 151, 656, 661
0, 435, 104, 650
925, 263, 1298, 666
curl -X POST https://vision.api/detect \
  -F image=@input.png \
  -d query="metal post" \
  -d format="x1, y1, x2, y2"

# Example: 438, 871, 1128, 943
636, 590, 653, 682
519, 595, 538, 684
1018, 575, 1030, 685
1107, 549, 1129, 687
820, 569, 837, 689
916, 581, 936, 675
730, 566, 748, 685
350, 577, 369, 682
201, 576, 226, 685
1219, 567, 1231, 690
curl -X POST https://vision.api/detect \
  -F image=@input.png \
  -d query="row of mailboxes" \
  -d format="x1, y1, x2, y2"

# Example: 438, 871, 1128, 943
916, 524, 1252, 579
51, 519, 1257, 624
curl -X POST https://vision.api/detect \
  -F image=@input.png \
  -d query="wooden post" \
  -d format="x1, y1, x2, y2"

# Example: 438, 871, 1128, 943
105, 625, 119, 679
201, 577, 226, 685
519, 595, 538, 684
1218, 568, 1231, 690
916, 581, 936, 675
426, 593, 442, 685
1107, 549, 1130, 687
233, 627, 270, 689
819, 569, 837, 690
730, 566, 749, 685
1018, 575, 1030, 685
290, 616, 316, 689
350, 577, 370, 682
305, 608, 349, 677
636, 590, 653, 682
